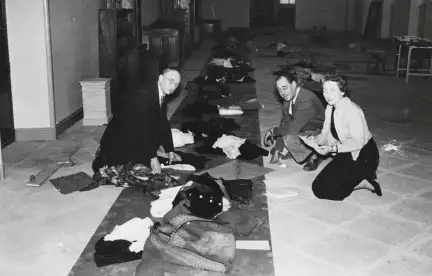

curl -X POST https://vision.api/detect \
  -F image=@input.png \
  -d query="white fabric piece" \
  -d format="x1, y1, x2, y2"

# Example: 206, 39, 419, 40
150, 181, 194, 218
171, 128, 194, 148
218, 106, 244, 116
161, 164, 196, 171
210, 58, 233, 68
104, 217, 153, 253
213, 134, 246, 159
277, 42, 287, 51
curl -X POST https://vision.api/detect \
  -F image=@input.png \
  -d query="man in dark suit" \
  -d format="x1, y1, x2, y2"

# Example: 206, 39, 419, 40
92, 68, 181, 174
264, 72, 325, 171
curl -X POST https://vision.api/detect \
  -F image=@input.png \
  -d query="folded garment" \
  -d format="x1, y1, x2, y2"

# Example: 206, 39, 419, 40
180, 117, 240, 140
218, 106, 244, 116
182, 99, 219, 118
216, 208, 260, 236
104, 217, 153, 253
161, 164, 195, 171
213, 134, 247, 159
196, 139, 269, 161
171, 128, 194, 148
94, 238, 142, 267
50, 172, 95, 194
158, 151, 209, 170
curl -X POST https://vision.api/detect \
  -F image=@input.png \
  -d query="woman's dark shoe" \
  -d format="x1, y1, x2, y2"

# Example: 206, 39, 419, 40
303, 153, 322, 171
269, 149, 280, 164
369, 179, 383, 197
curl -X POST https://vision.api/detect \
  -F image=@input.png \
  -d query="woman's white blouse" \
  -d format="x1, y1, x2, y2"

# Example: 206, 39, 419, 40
319, 97, 372, 160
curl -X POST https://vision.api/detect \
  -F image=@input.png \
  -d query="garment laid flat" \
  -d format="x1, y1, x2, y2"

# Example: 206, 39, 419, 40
92, 82, 173, 172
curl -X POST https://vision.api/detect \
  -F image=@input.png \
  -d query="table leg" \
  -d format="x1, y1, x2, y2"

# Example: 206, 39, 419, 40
396, 45, 402, 78
0, 135, 5, 181
406, 47, 412, 84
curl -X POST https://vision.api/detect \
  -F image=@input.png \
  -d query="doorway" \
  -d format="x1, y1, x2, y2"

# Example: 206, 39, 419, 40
364, 1, 383, 38
0, 0, 14, 148
277, 1, 295, 28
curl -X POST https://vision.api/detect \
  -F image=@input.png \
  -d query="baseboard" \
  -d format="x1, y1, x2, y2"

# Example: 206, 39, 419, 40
15, 127, 56, 141
56, 108, 83, 136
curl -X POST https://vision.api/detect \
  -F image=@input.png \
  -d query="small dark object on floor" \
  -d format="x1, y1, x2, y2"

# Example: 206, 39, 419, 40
50, 172, 95, 194
263, 32, 275, 36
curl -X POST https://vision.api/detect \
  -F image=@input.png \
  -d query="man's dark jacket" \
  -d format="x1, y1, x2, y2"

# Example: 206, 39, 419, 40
92, 82, 173, 172
274, 87, 325, 136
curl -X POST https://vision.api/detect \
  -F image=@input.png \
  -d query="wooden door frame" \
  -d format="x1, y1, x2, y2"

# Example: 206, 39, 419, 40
0, 0, 15, 147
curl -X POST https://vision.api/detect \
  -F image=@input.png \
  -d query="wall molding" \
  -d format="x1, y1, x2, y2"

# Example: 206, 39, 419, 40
56, 107, 83, 136
15, 127, 56, 142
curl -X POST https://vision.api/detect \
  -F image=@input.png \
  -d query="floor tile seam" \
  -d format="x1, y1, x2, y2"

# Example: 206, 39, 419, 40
374, 181, 432, 203
382, 169, 432, 185
276, 246, 367, 273
378, 159, 422, 172
4, 142, 50, 165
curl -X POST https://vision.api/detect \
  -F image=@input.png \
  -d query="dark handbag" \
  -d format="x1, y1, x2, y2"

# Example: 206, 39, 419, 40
222, 179, 254, 205
172, 173, 229, 219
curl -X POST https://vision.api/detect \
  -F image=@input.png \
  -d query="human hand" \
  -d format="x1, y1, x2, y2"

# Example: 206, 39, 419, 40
150, 157, 161, 174
314, 134, 327, 146
263, 128, 276, 148
315, 145, 332, 156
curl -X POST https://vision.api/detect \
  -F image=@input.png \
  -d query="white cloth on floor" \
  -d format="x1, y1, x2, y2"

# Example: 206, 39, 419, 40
172, 128, 194, 148
218, 105, 244, 116
104, 217, 153, 253
150, 181, 194, 218
212, 134, 246, 159
210, 58, 233, 68
161, 164, 196, 171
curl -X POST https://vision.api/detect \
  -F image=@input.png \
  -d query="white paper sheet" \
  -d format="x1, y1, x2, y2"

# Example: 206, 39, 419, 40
236, 240, 271, 251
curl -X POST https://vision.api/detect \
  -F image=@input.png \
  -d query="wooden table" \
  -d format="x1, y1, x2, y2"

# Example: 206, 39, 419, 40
395, 36, 432, 83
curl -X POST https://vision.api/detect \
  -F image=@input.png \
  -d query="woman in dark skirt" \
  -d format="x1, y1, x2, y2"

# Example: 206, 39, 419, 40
311, 74, 382, 201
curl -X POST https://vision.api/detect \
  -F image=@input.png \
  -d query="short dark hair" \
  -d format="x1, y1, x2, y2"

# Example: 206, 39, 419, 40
322, 74, 349, 95
275, 72, 297, 85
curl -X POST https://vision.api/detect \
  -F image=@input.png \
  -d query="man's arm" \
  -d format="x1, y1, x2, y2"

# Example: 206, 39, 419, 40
273, 101, 292, 136
158, 107, 174, 153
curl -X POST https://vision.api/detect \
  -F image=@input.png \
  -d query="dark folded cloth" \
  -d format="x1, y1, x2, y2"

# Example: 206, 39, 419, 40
182, 99, 219, 118
216, 208, 260, 236
50, 172, 95, 194
94, 237, 142, 267
180, 118, 240, 140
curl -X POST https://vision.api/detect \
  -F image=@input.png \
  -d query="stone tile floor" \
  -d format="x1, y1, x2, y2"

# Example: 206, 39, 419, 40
1, 29, 432, 276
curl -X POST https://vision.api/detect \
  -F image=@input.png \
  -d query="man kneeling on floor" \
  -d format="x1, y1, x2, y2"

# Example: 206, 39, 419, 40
264, 72, 325, 171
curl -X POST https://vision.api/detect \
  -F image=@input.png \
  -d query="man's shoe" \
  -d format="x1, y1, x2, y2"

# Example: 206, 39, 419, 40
303, 154, 322, 171
269, 149, 280, 164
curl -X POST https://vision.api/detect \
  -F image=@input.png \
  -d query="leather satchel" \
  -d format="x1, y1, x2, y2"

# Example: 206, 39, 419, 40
149, 214, 236, 273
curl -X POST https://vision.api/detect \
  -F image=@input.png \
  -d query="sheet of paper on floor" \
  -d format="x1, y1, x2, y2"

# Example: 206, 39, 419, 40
236, 240, 271, 251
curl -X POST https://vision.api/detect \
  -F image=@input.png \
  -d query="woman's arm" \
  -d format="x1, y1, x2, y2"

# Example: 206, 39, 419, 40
337, 108, 368, 153
314, 105, 332, 145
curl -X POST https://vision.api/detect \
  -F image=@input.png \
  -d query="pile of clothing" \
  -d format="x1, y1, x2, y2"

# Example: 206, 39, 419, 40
94, 172, 260, 274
